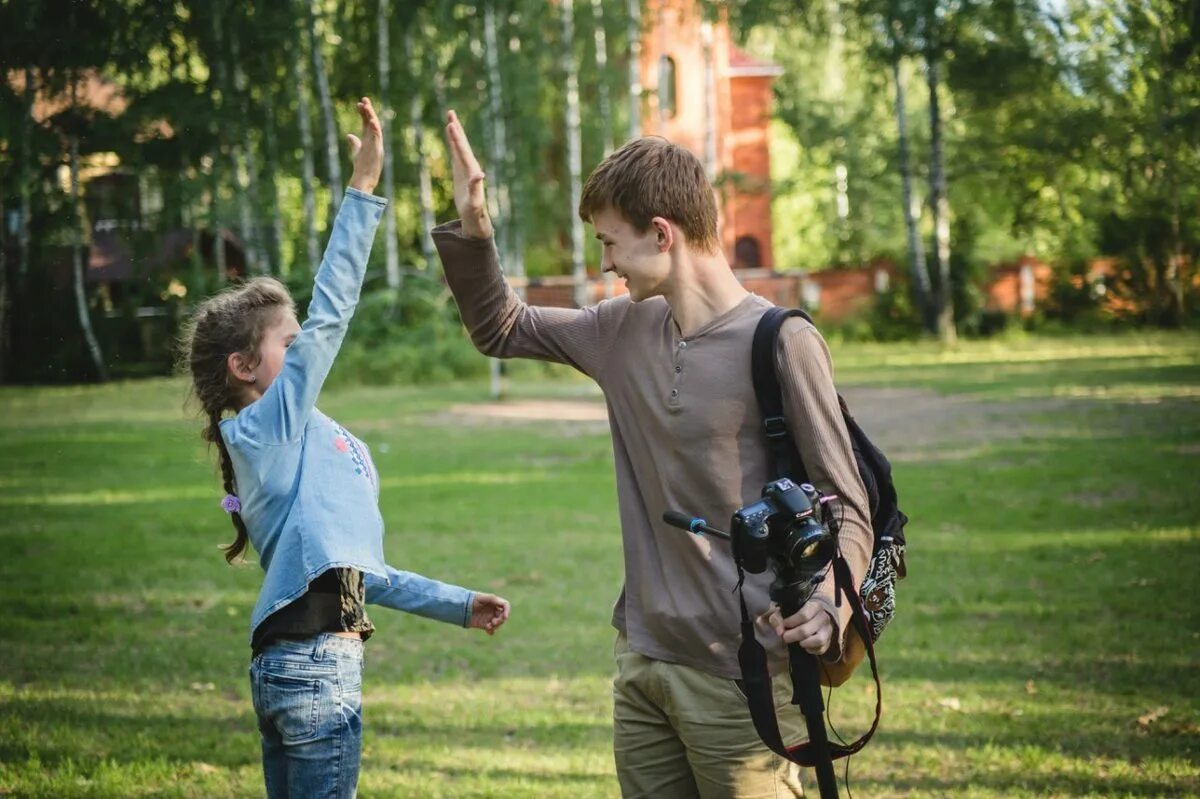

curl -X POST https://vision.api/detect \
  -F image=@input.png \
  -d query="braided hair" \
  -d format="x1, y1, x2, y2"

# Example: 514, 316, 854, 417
179, 277, 295, 562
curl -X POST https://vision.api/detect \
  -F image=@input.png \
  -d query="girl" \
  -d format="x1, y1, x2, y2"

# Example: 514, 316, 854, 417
183, 97, 510, 798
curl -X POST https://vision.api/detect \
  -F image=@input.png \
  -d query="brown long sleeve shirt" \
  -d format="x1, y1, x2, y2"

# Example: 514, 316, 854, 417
433, 221, 873, 680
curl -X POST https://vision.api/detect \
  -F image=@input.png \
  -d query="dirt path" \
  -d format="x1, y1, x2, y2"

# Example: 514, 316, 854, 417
444, 387, 1073, 457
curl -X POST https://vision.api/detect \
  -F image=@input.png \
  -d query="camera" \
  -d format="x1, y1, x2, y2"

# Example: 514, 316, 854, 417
730, 478, 837, 611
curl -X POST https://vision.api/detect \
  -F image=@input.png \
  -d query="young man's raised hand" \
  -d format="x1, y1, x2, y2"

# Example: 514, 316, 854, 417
348, 97, 384, 195
445, 110, 493, 239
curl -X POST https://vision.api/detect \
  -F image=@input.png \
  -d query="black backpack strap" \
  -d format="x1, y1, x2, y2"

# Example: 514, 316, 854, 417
737, 558, 883, 767
751, 307, 813, 482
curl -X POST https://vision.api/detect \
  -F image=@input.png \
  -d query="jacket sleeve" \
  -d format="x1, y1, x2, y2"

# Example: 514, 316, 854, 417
776, 320, 873, 681
231, 188, 386, 447
431, 220, 622, 380
364, 565, 475, 627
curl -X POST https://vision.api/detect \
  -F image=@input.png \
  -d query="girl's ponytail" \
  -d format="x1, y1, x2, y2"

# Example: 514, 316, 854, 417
207, 410, 249, 563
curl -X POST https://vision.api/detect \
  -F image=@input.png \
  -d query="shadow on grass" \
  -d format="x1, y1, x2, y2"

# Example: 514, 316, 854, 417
374, 758, 611, 789
880, 721, 1200, 766
369, 718, 611, 750
874, 766, 1197, 798
0, 696, 258, 770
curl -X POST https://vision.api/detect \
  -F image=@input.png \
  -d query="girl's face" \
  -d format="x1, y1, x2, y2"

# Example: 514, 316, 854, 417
253, 311, 301, 392
231, 310, 300, 406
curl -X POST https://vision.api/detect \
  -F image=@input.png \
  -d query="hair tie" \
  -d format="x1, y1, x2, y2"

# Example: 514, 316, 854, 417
220, 494, 242, 514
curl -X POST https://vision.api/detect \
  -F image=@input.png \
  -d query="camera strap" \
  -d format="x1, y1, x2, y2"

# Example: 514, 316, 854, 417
736, 556, 883, 766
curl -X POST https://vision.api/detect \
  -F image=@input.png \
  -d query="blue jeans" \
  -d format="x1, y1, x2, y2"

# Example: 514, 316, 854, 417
250, 633, 364, 799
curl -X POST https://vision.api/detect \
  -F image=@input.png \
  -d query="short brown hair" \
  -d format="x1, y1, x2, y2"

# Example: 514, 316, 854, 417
578, 136, 720, 254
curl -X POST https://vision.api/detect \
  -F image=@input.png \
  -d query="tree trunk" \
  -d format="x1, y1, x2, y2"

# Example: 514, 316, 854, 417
627, 0, 642, 139
232, 26, 267, 275
213, 9, 260, 273
69, 80, 107, 381
310, 0, 342, 220
701, 20, 717, 181
0, 197, 8, 383
206, 6, 228, 285
211, 164, 227, 284
483, 1, 516, 400
892, 52, 933, 332
926, 54, 956, 345
562, 0, 587, 309
378, 0, 401, 291
292, 2, 321, 275
261, 89, 286, 276
591, 0, 614, 155
483, 2, 518, 280
407, 25, 437, 272
19, 67, 33, 283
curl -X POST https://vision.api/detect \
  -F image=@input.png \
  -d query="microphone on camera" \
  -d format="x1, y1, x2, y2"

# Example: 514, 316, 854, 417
662, 510, 732, 541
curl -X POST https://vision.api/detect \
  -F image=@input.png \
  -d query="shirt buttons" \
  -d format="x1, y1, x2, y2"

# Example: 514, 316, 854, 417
670, 389, 679, 397
678, 341, 688, 349
674, 365, 681, 373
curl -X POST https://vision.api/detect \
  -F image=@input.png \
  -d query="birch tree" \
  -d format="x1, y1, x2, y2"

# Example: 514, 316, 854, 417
627, 0, 642, 139
378, 0, 401, 291
591, 0, 614, 156
407, 23, 437, 272
67, 77, 107, 381
890, 39, 932, 331
310, 0, 342, 221
561, 0, 587, 309
926, 49, 956, 344
291, 2, 321, 275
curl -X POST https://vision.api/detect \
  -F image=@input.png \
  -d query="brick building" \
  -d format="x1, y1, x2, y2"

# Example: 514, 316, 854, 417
639, 0, 783, 270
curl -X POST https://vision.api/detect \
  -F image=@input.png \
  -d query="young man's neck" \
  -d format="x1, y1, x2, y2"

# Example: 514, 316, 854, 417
662, 252, 749, 337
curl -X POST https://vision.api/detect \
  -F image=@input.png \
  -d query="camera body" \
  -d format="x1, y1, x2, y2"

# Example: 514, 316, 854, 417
731, 478, 838, 612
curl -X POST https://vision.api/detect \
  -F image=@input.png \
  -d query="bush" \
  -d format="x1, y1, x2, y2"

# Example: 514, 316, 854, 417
326, 268, 489, 386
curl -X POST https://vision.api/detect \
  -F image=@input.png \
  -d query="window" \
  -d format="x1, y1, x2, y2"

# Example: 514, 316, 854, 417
734, 236, 762, 269
658, 55, 677, 119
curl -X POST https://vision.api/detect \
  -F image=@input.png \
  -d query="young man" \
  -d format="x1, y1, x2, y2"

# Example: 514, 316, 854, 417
433, 111, 873, 798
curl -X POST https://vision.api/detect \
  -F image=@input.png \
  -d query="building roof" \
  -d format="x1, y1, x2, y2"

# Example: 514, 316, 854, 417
728, 46, 784, 78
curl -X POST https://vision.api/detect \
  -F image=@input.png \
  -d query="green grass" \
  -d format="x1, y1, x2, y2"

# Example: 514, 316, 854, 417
1, 332, 1198, 797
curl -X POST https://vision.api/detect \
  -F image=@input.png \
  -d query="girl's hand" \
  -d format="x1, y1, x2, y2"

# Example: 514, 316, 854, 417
444, 110, 494, 239
347, 97, 384, 194
468, 592, 510, 635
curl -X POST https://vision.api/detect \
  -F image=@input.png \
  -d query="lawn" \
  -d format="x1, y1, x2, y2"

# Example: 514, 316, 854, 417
1, 332, 1198, 798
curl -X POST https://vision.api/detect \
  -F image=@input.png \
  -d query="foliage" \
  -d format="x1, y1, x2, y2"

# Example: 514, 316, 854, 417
2, 0, 1200, 383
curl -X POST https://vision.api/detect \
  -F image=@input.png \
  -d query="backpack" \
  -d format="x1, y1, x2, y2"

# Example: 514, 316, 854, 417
730, 307, 908, 779
751, 307, 908, 648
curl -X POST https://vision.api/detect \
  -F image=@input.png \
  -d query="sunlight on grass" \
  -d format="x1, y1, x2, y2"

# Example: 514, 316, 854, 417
1, 334, 1197, 798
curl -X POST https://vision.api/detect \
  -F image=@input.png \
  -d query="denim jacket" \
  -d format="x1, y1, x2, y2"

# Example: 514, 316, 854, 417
220, 188, 474, 642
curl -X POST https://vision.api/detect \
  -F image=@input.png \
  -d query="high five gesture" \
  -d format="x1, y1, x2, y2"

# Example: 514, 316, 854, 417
348, 97, 384, 195
445, 110, 493, 239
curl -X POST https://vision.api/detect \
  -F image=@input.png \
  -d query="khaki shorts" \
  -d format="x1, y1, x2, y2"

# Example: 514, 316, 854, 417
612, 633, 807, 799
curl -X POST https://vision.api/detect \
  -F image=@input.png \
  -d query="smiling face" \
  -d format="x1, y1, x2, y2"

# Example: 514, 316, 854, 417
592, 207, 672, 302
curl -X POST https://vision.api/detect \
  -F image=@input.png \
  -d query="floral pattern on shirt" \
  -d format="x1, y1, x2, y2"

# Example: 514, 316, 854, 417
333, 424, 377, 490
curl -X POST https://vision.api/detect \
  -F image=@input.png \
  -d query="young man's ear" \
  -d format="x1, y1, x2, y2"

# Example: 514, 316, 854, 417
227, 352, 258, 385
650, 216, 674, 253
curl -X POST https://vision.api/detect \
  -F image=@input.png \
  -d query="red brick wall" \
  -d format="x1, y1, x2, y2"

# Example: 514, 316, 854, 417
640, 0, 778, 269
803, 269, 879, 323
984, 256, 1053, 316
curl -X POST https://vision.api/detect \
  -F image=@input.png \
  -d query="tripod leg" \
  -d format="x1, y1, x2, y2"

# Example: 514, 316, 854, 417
788, 643, 839, 799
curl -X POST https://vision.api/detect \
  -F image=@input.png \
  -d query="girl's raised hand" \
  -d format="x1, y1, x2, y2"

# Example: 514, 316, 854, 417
348, 97, 384, 194
445, 110, 494, 239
